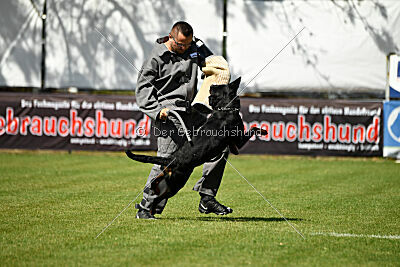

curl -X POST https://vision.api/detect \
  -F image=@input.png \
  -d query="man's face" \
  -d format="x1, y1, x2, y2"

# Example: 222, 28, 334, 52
169, 31, 192, 54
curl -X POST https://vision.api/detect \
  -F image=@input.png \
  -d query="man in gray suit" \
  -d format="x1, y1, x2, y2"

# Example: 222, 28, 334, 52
135, 21, 232, 219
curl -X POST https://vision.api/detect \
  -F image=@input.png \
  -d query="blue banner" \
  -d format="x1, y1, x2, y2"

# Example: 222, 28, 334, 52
383, 101, 400, 159
389, 55, 400, 98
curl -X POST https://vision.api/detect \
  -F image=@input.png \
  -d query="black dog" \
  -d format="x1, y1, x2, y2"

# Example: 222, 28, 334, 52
126, 77, 267, 214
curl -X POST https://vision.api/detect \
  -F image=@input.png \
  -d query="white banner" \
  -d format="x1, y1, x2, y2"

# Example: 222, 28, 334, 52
227, 0, 400, 94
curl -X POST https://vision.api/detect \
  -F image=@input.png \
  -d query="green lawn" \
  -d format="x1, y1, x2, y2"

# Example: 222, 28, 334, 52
0, 151, 399, 266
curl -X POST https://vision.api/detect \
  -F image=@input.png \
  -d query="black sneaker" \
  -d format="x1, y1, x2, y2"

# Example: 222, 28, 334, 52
199, 197, 233, 215
135, 204, 156, 219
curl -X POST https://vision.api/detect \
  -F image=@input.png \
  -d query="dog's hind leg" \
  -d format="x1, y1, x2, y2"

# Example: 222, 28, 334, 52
149, 168, 172, 215
151, 168, 171, 196
150, 168, 195, 215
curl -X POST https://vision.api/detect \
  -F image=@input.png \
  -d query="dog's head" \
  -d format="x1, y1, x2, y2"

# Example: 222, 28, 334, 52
208, 77, 241, 111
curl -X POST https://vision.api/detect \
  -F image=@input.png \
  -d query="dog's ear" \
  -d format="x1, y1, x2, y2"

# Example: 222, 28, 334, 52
229, 77, 241, 94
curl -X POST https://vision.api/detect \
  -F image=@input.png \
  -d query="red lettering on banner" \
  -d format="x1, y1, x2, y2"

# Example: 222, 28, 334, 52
30, 116, 43, 136
21, 117, 31, 135
353, 125, 365, 143
324, 115, 337, 142
338, 124, 351, 143
84, 117, 95, 137
110, 119, 123, 138
0, 100, 381, 154
0, 116, 5, 136
298, 115, 311, 141
272, 122, 284, 141
0, 107, 152, 140
58, 117, 69, 137
367, 116, 379, 143
137, 115, 150, 136
96, 110, 109, 137
124, 120, 136, 138
286, 122, 297, 142
259, 122, 270, 141
71, 110, 83, 136
44, 117, 57, 136
312, 123, 323, 142
6, 108, 19, 135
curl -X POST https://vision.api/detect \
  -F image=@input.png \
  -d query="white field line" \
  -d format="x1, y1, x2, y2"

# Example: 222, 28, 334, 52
311, 232, 400, 240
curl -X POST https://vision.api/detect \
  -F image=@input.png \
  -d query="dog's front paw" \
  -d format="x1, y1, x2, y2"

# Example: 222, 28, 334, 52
252, 127, 268, 136
228, 143, 239, 155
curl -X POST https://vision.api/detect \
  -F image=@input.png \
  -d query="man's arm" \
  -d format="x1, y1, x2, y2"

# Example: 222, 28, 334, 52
194, 37, 213, 68
135, 58, 164, 121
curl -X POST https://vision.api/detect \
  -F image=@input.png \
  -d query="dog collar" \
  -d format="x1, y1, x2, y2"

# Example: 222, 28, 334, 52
215, 107, 240, 112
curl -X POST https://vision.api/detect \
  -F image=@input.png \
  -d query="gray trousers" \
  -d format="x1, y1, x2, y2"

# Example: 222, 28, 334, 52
138, 112, 229, 214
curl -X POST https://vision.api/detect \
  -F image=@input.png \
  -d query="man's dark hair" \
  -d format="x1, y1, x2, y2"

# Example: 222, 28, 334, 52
171, 21, 193, 37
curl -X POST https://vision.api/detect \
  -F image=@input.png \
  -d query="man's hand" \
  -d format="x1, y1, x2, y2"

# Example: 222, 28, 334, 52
159, 108, 169, 121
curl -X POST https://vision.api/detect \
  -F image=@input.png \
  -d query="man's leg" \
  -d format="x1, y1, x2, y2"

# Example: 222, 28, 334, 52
193, 147, 229, 196
136, 116, 185, 219
137, 164, 168, 214
136, 135, 177, 218
193, 147, 232, 215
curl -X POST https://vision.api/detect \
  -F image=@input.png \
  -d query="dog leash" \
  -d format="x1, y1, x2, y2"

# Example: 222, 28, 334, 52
167, 110, 193, 145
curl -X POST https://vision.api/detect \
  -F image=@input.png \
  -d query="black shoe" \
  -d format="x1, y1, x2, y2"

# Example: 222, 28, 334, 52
135, 204, 156, 219
199, 197, 233, 215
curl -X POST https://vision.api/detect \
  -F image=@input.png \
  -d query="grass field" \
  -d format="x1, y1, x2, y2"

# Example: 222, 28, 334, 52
0, 150, 399, 266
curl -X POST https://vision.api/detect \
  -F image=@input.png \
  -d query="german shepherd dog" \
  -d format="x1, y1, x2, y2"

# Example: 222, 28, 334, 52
125, 77, 267, 214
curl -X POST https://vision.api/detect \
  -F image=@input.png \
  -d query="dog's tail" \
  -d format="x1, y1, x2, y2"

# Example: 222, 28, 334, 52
125, 150, 172, 166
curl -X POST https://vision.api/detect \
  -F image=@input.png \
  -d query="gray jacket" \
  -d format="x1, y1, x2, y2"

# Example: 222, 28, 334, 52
136, 41, 202, 121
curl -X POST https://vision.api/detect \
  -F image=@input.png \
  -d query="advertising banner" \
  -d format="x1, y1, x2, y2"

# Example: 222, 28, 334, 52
0, 93, 156, 151
383, 101, 400, 159
238, 98, 382, 156
388, 55, 400, 98
0, 93, 382, 156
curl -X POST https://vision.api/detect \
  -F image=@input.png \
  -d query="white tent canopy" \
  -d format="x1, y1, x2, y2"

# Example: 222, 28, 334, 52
228, 0, 400, 94
1, 0, 399, 93
0, 0, 222, 90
